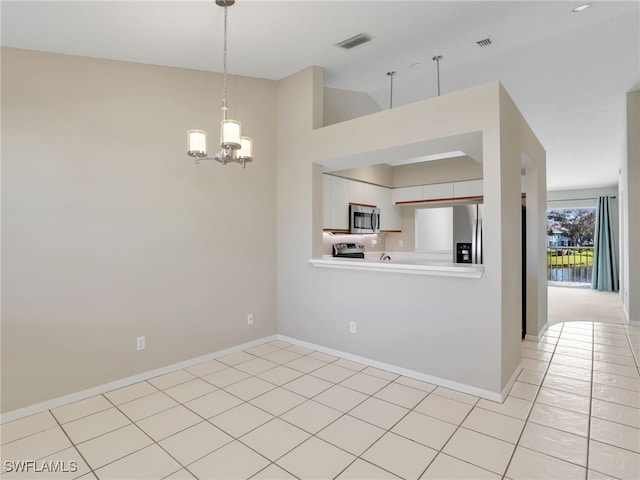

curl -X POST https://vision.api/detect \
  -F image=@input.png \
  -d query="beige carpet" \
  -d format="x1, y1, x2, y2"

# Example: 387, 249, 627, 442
547, 285, 627, 325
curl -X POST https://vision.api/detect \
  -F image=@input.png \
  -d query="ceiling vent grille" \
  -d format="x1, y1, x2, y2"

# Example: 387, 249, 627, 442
476, 37, 494, 47
336, 33, 372, 50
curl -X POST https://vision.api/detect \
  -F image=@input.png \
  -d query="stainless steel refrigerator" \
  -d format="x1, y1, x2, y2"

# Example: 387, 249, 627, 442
453, 204, 483, 264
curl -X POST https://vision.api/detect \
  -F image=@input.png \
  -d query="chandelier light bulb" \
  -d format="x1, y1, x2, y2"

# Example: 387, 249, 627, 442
221, 120, 241, 149
238, 136, 253, 159
187, 129, 207, 158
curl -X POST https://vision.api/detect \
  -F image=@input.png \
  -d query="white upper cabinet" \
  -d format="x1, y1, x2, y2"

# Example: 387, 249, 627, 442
381, 196, 401, 230
349, 180, 366, 205
393, 179, 483, 204
422, 182, 454, 200
325, 175, 350, 230
372, 184, 401, 231
452, 179, 483, 198
392, 186, 423, 203
323, 174, 401, 231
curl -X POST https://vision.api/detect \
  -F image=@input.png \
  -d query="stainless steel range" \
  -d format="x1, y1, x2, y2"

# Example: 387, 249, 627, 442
332, 242, 365, 259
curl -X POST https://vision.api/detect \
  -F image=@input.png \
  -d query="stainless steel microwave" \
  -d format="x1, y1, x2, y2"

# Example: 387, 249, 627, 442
349, 205, 381, 234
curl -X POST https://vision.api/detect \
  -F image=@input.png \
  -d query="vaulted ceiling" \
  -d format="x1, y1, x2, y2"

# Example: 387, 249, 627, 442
2, 1, 639, 190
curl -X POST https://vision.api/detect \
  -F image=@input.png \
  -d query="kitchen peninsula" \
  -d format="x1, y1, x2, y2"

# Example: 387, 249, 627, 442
309, 254, 484, 278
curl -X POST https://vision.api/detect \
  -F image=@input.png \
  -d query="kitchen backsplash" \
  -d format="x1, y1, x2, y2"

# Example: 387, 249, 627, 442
323, 232, 386, 256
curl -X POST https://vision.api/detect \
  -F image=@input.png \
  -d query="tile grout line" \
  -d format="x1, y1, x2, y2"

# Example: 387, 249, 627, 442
414, 395, 482, 480
546, 327, 640, 455
231, 356, 467, 479
500, 322, 564, 479
584, 322, 596, 480
318, 377, 402, 480
216, 345, 401, 479
98, 391, 203, 480
84, 349, 298, 479
49, 402, 102, 480
622, 324, 640, 374
154, 343, 382, 479
91, 343, 314, 479
173, 342, 329, 479
328, 377, 435, 480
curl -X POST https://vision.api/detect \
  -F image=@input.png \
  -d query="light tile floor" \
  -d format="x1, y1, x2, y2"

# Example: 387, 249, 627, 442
1, 322, 639, 479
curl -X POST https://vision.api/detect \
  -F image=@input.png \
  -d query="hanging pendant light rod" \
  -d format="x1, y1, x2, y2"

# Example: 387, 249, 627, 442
221, 0, 229, 121
187, 0, 253, 168
432, 55, 443, 97
387, 71, 396, 109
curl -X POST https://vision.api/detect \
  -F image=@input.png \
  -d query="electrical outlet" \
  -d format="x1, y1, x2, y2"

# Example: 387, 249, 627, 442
136, 336, 146, 351
398, 239, 404, 247
349, 322, 356, 334
247, 313, 254, 325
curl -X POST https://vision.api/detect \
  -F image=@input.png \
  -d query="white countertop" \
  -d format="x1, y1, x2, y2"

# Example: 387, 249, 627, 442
309, 253, 484, 278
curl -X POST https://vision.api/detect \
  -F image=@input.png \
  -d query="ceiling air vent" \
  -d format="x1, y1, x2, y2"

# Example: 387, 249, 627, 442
476, 37, 494, 48
336, 33, 372, 50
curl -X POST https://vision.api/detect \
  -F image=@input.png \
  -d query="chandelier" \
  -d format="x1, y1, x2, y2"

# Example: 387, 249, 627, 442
187, 0, 253, 168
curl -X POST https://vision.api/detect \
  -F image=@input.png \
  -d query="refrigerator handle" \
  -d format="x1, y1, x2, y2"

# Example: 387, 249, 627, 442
478, 219, 483, 264
472, 219, 478, 263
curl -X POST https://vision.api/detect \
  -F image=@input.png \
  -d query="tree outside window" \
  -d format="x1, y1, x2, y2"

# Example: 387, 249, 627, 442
547, 209, 596, 247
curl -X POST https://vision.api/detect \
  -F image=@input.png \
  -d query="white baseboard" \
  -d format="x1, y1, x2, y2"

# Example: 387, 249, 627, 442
500, 363, 524, 400
524, 321, 549, 342
623, 304, 639, 325
277, 334, 507, 403
1, 335, 277, 424
3, 331, 524, 424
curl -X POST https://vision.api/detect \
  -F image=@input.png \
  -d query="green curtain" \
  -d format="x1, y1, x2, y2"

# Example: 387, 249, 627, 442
591, 196, 619, 291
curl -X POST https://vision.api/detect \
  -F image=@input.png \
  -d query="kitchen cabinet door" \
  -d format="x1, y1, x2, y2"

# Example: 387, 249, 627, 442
382, 200, 402, 230
366, 183, 386, 208
371, 185, 400, 231
453, 179, 483, 198
364, 183, 381, 207
322, 175, 350, 230
393, 186, 423, 204
422, 182, 454, 200
349, 179, 366, 205
330, 176, 350, 230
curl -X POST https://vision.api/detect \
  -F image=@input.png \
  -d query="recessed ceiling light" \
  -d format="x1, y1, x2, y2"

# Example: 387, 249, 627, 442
572, 4, 592, 12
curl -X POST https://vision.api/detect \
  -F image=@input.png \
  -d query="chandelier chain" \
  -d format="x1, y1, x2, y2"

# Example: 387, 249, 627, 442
222, 4, 229, 119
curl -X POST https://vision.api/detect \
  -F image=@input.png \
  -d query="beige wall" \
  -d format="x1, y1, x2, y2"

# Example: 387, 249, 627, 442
392, 157, 482, 187
323, 87, 381, 127
330, 164, 394, 187
622, 91, 640, 323
1, 48, 278, 412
